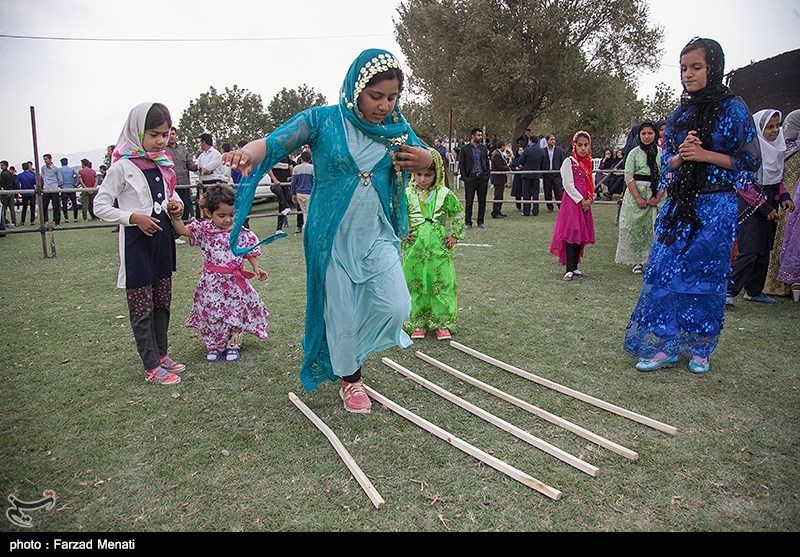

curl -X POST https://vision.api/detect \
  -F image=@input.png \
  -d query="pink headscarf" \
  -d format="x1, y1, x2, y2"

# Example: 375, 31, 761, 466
112, 102, 177, 195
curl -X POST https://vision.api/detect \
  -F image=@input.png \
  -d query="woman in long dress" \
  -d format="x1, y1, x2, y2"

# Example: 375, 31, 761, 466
623, 37, 760, 375
223, 49, 431, 414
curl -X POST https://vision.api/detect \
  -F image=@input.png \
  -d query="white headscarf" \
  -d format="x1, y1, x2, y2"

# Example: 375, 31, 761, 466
753, 109, 785, 185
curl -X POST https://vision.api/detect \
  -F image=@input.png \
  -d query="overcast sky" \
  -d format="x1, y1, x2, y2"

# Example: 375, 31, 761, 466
0, 0, 798, 168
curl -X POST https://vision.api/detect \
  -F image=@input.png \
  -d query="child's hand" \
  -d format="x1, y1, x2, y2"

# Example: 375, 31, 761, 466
444, 235, 458, 249
254, 267, 268, 281
130, 213, 163, 237
404, 232, 414, 243
781, 199, 796, 213
166, 201, 183, 218
767, 209, 779, 221
646, 196, 659, 207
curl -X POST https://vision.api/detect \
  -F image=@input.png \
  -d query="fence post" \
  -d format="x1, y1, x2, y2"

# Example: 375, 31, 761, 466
30, 106, 54, 258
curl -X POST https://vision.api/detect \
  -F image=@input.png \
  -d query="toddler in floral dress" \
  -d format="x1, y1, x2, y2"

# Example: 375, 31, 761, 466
171, 184, 269, 361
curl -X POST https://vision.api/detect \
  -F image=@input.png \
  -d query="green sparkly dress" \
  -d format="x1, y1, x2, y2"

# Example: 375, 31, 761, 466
402, 152, 465, 331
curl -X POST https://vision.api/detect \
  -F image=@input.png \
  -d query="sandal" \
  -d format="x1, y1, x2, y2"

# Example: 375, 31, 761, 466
206, 349, 224, 362
225, 348, 241, 361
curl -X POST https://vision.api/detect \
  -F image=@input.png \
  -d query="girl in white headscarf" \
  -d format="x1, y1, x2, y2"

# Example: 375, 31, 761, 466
94, 102, 186, 385
727, 109, 796, 304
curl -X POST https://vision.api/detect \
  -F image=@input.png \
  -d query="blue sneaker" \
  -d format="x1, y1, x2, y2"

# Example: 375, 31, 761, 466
743, 293, 778, 304
636, 355, 678, 372
688, 357, 710, 374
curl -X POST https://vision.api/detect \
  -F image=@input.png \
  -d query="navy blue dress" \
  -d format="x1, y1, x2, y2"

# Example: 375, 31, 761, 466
124, 168, 176, 289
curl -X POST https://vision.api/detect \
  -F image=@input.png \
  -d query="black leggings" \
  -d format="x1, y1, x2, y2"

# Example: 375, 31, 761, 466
342, 368, 361, 383
565, 243, 581, 272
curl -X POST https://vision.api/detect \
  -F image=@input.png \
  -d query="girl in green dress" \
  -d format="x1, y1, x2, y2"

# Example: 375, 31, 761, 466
402, 149, 465, 341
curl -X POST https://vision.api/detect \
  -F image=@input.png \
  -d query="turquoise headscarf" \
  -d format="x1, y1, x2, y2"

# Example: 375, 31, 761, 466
339, 48, 411, 146
340, 48, 413, 237
228, 48, 412, 256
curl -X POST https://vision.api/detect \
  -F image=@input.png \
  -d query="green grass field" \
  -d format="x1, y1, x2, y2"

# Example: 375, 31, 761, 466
1, 195, 797, 532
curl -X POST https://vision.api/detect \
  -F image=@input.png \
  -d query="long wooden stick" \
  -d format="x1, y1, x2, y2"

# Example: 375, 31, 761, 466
382, 358, 599, 477
449, 341, 678, 436
364, 385, 562, 500
415, 351, 639, 461
288, 392, 385, 509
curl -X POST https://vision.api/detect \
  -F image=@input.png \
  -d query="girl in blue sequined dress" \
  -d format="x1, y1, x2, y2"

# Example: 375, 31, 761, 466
623, 38, 761, 375
222, 49, 432, 414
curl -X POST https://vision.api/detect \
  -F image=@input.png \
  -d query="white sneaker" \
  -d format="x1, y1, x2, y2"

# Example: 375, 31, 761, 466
563, 271, 574, 281
280, 207, 291, 216
572, 269, 584, 277
632, 264, 643, 274
175, 238, 186, 245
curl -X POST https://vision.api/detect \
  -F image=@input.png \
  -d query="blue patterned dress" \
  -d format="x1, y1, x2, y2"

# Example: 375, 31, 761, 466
624, 97, 760, 359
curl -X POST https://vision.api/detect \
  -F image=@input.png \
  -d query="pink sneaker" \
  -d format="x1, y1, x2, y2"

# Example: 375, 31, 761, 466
160, 355, 186, 373
435, 328, 452, 341
339, 380, 371, 414
410, 328, 426, 339
145, 367, 182, 385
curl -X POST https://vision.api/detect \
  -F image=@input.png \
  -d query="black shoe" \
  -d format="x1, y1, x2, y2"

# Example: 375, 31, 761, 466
477, 223, 486, 229
491, 214, 505, 219
465, 223, 472, 229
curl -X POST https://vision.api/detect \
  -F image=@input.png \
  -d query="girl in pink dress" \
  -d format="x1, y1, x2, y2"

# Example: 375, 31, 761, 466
171, 184, 270, 361
550, 130, 596, 281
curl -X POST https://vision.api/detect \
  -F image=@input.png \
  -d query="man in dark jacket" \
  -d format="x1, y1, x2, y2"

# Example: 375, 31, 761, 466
542, 134, 566, 212
517, 141, 546, 216
0, 160, 18, 228
490, 140, 510, 218
165, 127, 198, 230
458, 127, 490, 229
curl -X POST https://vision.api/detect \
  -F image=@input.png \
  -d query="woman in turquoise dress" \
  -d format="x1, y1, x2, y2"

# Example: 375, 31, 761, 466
402, 149, 465, 341
224, 49, 432, 414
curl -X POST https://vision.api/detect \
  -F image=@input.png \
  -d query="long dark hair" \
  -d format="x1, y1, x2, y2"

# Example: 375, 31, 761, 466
659, 37, 734, 248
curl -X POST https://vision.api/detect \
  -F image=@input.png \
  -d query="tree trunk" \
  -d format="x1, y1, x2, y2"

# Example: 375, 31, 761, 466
513, 115, 534, 147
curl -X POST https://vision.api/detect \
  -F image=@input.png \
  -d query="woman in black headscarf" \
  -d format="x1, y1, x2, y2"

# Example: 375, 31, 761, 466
615, 121, 665, 274
623, 37, 761, 375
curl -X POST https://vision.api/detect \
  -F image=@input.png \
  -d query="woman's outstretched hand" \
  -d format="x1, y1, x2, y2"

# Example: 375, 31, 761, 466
393, 145, 433, 172
222, 140, 266, 178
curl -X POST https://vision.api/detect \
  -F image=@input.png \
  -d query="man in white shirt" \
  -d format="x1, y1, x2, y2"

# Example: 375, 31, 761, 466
197, 133, 222, 185
196, 133, 222, 217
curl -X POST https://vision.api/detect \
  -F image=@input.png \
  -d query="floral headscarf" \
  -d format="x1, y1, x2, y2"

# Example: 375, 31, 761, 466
111, 102, 176, 195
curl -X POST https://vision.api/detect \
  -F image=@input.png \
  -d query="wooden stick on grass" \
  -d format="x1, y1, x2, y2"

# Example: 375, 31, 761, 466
415, 351, 639, 461
449, 341, 678, 436
382, 358, 599, 477
363, 384, 563, 500
288, 392, 385, 510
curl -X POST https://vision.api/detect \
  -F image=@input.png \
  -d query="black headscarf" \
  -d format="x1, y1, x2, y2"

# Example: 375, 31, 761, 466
659, 37, 735, 248
638, 121, 660, 197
